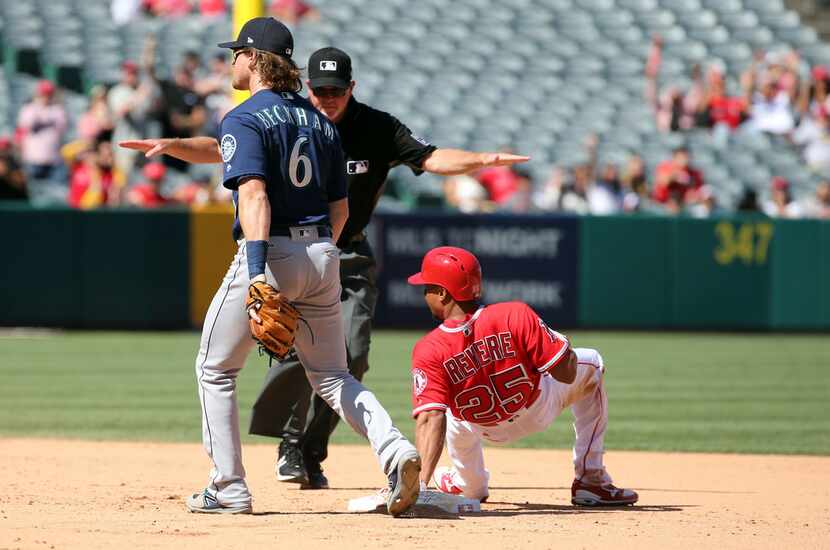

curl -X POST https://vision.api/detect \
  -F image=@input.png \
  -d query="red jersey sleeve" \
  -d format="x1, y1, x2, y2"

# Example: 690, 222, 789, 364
515, 303, 571, 374
411, 338, 451, 418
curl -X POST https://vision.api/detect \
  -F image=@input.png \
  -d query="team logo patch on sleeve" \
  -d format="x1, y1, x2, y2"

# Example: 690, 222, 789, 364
413, 368, 428, 396
221, 134, 237, 163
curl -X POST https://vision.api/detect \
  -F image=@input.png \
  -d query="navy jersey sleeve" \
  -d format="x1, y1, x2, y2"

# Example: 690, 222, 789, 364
386, 114, 438, 174
220, 114, 267, 190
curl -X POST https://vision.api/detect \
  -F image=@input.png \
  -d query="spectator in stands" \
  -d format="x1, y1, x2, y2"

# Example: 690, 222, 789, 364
795, 65, 829, 121
646, 36, 703, 132
742, 65, 796, 135
0, 138, 28, 201
127, 162, 169, 207
737, 187, 761, 213
764, 49, 802, 99
77, 86, 114, 143
803, 181, 830, 219
195, 53, 234, 136
180, 50, 201, 75
110, 39, 162, 179
762, 177, 803, 218
443, 174, 489, 213
68, 137, 125, 209
172, 172, 219, 206
589, 163, 622, 215
652, 147, 704, 205
559, 164, 592, 215
198, 0, 226, 17
475, 160, 524, 205
687, 184, 720, 218
501, 166, 533, 213
144, 0, 193, 17
270, 0, 319, 24
160, 60, 207, 173
196, 53, 231, 96
16, 80, 68, 188
793, 108, 830, 175
112, 0, 142, 26
620, 155, 650, 212
532, 166, 565, 212
698, 65, 748, 133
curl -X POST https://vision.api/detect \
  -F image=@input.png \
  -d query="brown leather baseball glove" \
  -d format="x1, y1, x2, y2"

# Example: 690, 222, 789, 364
246, 281, 300, 360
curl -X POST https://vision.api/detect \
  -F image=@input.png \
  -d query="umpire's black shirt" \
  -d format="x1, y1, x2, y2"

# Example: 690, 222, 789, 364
335, 97, 437, 248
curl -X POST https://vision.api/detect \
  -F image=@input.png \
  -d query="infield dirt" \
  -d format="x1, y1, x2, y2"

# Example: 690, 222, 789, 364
1, 439, 828, 549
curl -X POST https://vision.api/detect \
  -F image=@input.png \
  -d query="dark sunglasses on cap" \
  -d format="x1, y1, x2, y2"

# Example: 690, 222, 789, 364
312, 86, 348, 98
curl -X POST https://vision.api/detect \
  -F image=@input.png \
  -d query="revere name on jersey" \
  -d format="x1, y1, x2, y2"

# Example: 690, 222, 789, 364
411, 302, 571, 425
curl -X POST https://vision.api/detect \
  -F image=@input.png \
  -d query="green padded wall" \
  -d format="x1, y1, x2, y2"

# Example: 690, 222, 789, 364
770, 220, 823, 329
579, 216, 673, 327
0, 207, 190, 329
671, 217, 773, 329
77, 210, 190, 328
0, 206, 82, 325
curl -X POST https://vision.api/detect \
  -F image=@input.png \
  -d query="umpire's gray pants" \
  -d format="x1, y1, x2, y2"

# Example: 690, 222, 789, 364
194, 233, 412, 507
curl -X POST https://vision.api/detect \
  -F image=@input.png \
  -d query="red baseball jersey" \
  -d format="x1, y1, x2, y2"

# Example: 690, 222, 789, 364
411, 302, 571, 424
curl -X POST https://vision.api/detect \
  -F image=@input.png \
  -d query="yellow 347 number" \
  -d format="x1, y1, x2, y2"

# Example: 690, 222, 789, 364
714, 221, 774, 266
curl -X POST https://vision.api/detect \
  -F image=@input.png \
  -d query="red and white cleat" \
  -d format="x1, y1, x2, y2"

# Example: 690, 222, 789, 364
433, 466, 463, 495
571, 479, 638, 506
432, 467, 488, 502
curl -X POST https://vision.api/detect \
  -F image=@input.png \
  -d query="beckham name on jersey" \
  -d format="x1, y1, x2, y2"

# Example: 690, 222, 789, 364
252, 102, 336, 141
442, 332, 517, 385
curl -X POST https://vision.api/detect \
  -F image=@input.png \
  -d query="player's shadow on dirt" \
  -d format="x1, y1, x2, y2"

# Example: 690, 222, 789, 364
491, 485, 753, 495
477, 501, 691, 517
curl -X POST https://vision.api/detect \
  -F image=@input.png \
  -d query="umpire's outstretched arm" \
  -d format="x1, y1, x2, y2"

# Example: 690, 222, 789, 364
120, 138, 531, 176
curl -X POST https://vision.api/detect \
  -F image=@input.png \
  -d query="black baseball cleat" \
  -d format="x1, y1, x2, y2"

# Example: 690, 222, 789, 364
276, 440, 309, 485
301, 460, 329, 490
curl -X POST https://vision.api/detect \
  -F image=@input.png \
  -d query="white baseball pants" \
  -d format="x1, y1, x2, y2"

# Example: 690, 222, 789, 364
195, 232, 414, 507
444, 348, 611, 500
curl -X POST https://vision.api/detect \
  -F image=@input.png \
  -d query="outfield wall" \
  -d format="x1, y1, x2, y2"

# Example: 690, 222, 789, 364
1, 205, 827, 330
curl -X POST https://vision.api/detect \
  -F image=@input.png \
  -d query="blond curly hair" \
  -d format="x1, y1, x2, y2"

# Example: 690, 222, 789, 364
249, 49, 302, 92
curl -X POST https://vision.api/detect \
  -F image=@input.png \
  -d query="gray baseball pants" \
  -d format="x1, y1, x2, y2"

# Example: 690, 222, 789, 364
194, 230, 412, 507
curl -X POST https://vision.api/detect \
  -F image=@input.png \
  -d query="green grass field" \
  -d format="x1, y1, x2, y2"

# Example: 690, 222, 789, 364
1, 330, 828, 454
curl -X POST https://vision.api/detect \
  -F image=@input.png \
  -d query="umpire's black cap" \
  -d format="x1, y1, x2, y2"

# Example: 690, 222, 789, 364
218, 17, 293, 58
308, 47, 352, 89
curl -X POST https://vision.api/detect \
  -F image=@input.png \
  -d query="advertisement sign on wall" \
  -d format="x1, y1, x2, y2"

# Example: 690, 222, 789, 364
372, 213, 580, 329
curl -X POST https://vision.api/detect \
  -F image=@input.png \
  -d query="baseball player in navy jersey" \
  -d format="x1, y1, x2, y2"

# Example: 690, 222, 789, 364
122, 17, 420, 516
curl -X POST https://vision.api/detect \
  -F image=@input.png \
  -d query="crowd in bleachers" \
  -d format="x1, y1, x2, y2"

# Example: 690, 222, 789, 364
1, 0, 830, 220
111, 0, 317, 25
0, 36, 233, 208
438, 32, 830, 220
441, 138, 830, 219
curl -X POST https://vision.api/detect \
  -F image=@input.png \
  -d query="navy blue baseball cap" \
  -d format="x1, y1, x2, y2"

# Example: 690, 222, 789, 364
218, 17, 294, 58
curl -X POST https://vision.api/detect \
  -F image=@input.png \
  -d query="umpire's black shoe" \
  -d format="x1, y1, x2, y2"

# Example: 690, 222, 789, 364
301, 461, 329, 490
276, 440, 308, 484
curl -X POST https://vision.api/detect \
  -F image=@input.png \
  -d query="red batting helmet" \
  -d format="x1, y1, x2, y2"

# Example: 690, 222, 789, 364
407, 246, 482, 301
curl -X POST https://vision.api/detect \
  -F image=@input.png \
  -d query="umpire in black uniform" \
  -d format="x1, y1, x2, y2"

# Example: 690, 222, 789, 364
249, 47, 528, 488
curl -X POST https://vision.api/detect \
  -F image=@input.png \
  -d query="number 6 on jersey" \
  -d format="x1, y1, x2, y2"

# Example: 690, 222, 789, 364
289, 136, 312, 188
